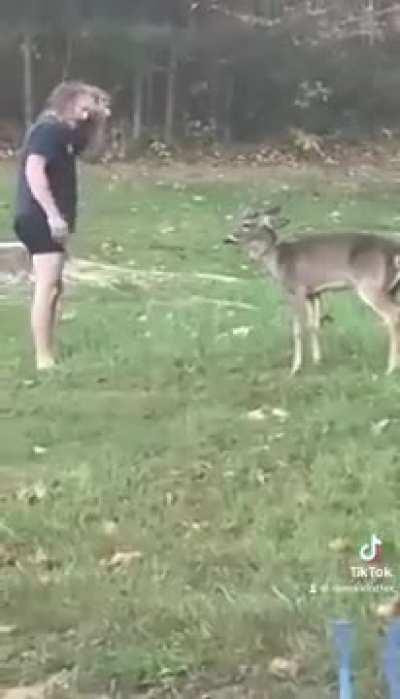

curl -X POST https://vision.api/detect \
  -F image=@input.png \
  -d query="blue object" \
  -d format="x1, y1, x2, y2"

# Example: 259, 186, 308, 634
332, 620, 354, 699
383, 620, 400, 699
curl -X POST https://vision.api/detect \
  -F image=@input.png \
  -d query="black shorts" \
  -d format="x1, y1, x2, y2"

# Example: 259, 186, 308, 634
14, 213, 65, 255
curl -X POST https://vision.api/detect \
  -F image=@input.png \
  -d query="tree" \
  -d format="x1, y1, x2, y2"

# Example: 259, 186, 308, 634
0, 0, 84, 128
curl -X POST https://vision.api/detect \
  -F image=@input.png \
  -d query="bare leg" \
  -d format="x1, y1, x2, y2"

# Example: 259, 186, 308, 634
52, 279, 64, 344
357, 286, 400, 375
31, 252, 65, 370
307, 296, 322, 365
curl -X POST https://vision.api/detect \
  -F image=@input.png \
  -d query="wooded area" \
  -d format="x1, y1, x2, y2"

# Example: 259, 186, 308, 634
1, 0, 400, 150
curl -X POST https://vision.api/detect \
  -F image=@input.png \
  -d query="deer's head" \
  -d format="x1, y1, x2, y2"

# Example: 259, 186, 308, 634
224, 206, 289, 261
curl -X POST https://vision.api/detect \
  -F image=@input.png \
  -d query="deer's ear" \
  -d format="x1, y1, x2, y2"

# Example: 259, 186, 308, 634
264, 205, 281, 216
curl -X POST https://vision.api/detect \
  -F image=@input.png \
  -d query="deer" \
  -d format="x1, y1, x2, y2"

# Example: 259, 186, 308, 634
224, 206, 400, 375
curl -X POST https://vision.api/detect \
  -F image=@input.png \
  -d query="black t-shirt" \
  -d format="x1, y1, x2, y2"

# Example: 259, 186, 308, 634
15, 117, 78, 229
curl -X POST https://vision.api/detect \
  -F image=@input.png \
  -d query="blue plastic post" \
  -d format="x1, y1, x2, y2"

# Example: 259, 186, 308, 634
332, 620, 354, 699
383, 620, 400, 699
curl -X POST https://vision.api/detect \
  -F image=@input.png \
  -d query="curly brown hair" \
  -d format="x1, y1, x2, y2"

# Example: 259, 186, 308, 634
45, 81, 110, 119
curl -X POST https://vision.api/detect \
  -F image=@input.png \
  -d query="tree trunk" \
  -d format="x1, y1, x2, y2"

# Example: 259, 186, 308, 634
164, 44, 178, 145
366, 0, 375, 46
222, 68, 235, 145
62, 33, 74, 81
145, 64, 154, 130
22, 30, 34, 130
132, 67, 145, 141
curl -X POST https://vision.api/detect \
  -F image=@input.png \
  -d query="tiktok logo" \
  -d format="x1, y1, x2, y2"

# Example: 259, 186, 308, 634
359, 534, 383, 563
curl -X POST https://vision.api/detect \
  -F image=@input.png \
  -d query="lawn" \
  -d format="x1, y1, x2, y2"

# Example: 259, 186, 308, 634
1, 160, 400, 697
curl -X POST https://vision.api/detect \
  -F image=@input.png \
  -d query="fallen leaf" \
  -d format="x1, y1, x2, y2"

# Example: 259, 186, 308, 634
100, 550, 143, 571
16, 481, 47, 504
269, 656, 300, 680
376, 597, 400, 621
256, 470, 269, 485
328, 537, 352, 553
232, 326, 252, 337
271, 407, 289, 421
295, 491, 311, 507
371, 418, 390, 436
246, 408, 267, 421
102, 520, 118, 536
0, 671, 74, 699
32, 445, 48, 456
29, 547, 59, 570
164, 491, 175, 506
61, 311, 77, 322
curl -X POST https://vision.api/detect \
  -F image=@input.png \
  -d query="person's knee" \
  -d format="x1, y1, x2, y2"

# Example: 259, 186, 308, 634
35, 277, 62, 301
55, 278, 63, 296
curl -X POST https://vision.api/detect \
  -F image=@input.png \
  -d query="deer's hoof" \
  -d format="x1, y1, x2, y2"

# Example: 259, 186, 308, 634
290, 366, 301, 377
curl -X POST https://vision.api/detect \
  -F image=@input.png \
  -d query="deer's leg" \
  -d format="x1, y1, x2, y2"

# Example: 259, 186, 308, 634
357, 286, 400, 374
291, 316, 303, 375
319, 295, 334, 326
307, 296, 322, 365
289, 290, 307, 375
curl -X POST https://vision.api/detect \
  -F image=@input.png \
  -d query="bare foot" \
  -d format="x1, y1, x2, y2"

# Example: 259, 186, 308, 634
36, 356, 56, 371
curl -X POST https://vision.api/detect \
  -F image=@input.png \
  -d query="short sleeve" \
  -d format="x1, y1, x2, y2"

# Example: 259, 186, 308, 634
27, 122, 65, 163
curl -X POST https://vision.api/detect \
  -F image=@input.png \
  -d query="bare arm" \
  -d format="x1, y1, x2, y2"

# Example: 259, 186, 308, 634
25, 154, 63, 222
25, 154, 69, 245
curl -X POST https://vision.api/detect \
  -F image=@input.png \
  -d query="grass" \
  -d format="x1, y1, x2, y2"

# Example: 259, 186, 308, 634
1, 160, 400, 696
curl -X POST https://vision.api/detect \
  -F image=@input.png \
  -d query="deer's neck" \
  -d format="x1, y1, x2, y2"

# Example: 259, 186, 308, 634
261, 245, 280, 281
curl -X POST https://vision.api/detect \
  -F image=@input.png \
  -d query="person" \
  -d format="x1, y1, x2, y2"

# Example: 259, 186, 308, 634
14, 81, 111, 370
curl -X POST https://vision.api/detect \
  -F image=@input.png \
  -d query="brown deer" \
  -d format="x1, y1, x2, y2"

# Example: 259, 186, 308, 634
224, 207, 400, 375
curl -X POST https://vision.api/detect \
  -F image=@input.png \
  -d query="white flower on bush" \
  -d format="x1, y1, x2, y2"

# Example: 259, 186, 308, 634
294, 80, 333, 110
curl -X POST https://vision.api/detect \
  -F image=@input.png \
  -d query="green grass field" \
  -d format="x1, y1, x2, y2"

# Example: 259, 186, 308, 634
1, 161, 400, 697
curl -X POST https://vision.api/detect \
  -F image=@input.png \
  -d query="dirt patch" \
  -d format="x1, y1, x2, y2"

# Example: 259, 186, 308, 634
0, 243, 30, 283
0, 251, 251, 312
0, 680, 335, 699
64, 258, 243, 291
92, 145, 400, 188
0, 247, 244, 292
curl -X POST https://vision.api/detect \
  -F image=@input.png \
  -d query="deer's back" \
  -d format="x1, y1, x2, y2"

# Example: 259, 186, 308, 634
275, 232, 400, 294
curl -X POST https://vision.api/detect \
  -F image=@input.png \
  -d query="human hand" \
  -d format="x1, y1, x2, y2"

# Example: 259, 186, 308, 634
47, 213, 69, 244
